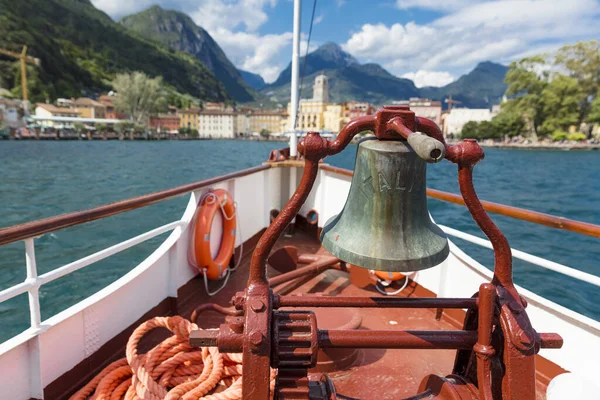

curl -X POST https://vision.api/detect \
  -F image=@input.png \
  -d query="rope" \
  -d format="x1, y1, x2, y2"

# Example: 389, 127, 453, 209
188, 190, 243, 296
70, 316, 276, 400
374, 273, 415, 296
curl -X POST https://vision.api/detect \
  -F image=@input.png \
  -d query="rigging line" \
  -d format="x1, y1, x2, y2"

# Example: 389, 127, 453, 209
294, 0, 319, 130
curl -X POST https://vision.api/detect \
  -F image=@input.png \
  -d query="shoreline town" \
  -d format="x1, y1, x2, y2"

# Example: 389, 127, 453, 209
1, 74, 599, 150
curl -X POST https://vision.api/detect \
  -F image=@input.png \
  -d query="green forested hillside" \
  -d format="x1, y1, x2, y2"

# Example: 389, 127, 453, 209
0, 0, 229, 102
120, 6, 255, 102
421, 62, 509, 108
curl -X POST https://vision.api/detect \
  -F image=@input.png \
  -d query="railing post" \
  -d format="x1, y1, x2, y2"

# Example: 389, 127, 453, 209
25, 238, 41, 330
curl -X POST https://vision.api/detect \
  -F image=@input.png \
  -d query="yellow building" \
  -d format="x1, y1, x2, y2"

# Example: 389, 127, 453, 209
248, 110, 288, 135
286, 74, 339, 132
179, 106, 202, 130
323, 104, 343, 132
72, 98, 106, 119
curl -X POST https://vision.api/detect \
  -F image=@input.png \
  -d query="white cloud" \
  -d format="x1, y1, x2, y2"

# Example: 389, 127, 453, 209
344, 0, 600, 78
396, 0, 477, 11
402, 70, 454, 87
190, 0, 277, 32
91, 0, 156, 18
314, 14, 324, 25
212, 29, 292, 82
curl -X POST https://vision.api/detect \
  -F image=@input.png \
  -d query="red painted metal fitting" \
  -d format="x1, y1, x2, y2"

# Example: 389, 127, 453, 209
297, 131, 329, 160
272, 311, 319, 368
375, 105, 416, 139
232, 291, 245, 310
446, 139, 485, 167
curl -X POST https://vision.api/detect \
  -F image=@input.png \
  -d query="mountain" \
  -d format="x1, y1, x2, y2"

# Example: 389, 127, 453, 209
0, 0, 228, 102
120, 6, 255, 102
263, 43, 420, 104
420, 62, 509, 109
239, 69, 266, 90
263, 43, 508, 108
271, 42, 358, 87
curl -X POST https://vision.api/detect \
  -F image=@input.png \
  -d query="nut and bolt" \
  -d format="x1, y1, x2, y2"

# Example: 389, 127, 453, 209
249, 331, 265, 352
250, 299, 266, 312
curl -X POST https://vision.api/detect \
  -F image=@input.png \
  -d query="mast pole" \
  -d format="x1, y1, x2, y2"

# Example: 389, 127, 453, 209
289, 0, 302, 157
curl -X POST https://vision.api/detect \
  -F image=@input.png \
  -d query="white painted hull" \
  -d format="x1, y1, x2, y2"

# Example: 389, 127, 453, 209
0, 165, 598, 399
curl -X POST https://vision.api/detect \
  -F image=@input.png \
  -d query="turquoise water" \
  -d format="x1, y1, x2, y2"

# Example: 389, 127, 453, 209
0, 141, 598, 342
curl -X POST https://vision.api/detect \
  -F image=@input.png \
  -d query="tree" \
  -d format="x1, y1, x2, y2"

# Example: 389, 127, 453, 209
95, 122, 107, 134
491, 112, 525, 138
112, 72, 166, 124
73, 122, 85, 136
539, 74, 582, 135
555, 40, 600, 121
503, 56, 549, 139
259, 128, 270, 137
589, 97, 600, 124
460, 121, 480, 139
115, 120, 134, 139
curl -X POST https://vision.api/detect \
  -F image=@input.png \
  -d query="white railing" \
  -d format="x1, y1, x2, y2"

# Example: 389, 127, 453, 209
439, 225, 600, 288
0, 220, 182, 333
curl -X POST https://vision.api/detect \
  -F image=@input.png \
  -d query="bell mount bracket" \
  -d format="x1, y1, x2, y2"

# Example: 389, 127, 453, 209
189, 105, 562, 400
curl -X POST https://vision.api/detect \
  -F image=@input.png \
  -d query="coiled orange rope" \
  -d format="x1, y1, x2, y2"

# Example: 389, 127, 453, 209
70, 316, 276, 400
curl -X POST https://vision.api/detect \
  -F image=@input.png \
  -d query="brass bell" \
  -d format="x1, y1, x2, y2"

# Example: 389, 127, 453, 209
321, 138, 449, 272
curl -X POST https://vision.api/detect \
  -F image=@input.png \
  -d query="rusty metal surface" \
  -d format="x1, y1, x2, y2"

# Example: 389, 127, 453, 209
269, 256, 339, 287
189, 108, 562, 400
180, 229, 556, 399
276, 295, 478, 309
318, 330, 478, 349
474, 283, 497, 400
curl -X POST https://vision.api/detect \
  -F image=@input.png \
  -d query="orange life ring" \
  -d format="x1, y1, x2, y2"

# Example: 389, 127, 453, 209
373, 270, 406, 282
194, 189, 237, 280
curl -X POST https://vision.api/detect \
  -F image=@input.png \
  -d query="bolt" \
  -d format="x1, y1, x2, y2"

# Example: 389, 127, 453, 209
232, 292, 245, 310
250, 299, 266, 312
249, 331, 264, 352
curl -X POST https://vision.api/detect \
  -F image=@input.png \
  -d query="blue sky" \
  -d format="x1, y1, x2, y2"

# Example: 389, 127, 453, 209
92, 0, 600, 86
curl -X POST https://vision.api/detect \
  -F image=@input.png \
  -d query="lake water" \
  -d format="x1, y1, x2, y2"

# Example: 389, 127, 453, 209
0, 140, 598, 342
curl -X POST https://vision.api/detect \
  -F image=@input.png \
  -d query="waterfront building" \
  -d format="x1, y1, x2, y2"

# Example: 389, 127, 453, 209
323, 104, 343, 132
343, 102, 375, 121
150, 114, 181, 133
97, 94, 127, 120
392, 98, 442, 126
247, 109, 287, 135
313, 73, 329, 103
72, 98, 107, 119
443, 108, 493, 137
35, 103, 81, 128
0, 99, 23, 129
236, 112, 249, 135
197, 110, 237, 138
286, 74, 331, 131
179, 106, 202, 131
203, 102, 233, 112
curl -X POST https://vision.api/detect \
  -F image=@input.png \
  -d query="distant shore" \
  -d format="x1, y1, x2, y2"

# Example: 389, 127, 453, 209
1, 134, 288, 142
3, 134, 599, 150
473, 142, 600, 151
